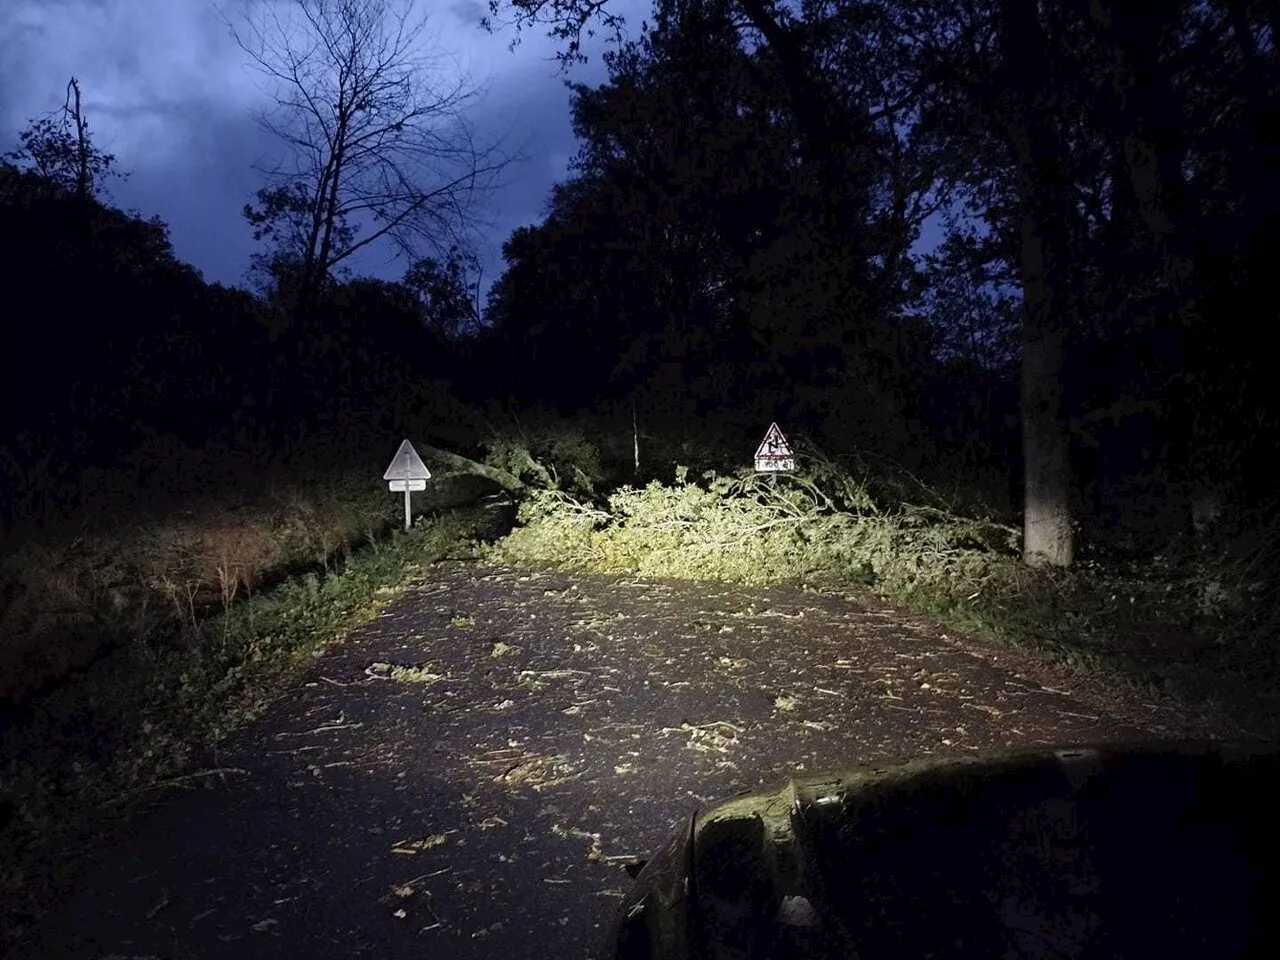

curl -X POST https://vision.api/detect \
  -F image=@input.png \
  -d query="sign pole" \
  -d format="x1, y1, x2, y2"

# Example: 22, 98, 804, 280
404, 486, 412, 531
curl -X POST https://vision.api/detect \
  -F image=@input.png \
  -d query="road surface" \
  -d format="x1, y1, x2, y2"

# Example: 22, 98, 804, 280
16, 560, 1233, 959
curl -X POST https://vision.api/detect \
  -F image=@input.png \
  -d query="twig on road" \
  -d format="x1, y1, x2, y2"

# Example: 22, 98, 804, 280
106, 767, 249, 805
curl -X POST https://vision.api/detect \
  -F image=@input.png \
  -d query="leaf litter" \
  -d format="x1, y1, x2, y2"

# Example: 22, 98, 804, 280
365, 661, 448, 684
390, 833, 452, 855
52, 560, 1234, 959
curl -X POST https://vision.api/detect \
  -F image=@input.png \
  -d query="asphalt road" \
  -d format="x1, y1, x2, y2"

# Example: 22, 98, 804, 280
17, 560, 1236, 959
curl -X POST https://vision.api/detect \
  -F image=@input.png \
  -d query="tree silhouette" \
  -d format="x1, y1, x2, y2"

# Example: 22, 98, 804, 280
483, 0, 1280, 562
402, 246, 483, 339
222, 0, 516, 320
5, 77, 127, 205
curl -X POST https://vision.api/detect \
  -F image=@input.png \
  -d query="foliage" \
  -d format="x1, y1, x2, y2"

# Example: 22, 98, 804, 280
904, 0, 1280, 549
916, 227, 1019, 376
480, 0, 933, 456
494, 463, 1021, 598
483, 0, 1280, 565
0, 141, 491, 531
402, 246, 484, 340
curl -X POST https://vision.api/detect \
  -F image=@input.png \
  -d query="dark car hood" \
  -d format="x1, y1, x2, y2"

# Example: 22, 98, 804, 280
606, 741, 1280, 960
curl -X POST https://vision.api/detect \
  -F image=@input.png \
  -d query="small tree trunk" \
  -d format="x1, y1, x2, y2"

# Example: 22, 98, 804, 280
633, 397, 641, 478
66, 77, 91, 207
63, 78, 94, 271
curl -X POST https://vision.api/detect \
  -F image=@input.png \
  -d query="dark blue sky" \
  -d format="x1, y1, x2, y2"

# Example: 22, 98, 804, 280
1, 0, 941, 301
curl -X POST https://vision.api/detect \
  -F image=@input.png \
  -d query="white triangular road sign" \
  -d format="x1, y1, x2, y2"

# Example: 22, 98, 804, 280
754, 423, 794, 459
754, 422, 795, 472
383, 439, 431, 481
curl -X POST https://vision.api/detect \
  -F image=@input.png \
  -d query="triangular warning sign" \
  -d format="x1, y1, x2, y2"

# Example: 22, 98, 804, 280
754, 422, 794, 460
383, 439, 431, 481
754, 422, 795, 473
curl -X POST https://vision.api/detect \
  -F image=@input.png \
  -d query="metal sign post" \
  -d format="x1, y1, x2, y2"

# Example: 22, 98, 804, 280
383, 439, 431, 531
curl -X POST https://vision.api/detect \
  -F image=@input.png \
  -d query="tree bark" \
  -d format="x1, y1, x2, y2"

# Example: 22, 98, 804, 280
1020, 311, 1073, 566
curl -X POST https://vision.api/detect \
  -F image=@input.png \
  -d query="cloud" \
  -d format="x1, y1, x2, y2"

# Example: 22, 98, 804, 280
450, 0, 488, 27
1, 0, 654, 294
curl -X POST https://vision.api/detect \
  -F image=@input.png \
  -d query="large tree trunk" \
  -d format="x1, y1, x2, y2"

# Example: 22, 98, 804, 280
1020, 312, 1073, 566
1012, 134, 1074, 566
1002, 0, 1075, 567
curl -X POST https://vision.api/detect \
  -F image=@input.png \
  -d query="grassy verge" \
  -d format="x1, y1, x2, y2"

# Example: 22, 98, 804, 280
485, 461, 1280, 735
0, 461, 496, 946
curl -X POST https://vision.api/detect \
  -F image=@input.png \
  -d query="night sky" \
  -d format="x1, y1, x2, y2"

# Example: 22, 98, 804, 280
0, 0, 658, 298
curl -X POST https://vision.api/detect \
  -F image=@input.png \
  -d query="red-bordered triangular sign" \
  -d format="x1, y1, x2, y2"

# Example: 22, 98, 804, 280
754, 422, 794, 460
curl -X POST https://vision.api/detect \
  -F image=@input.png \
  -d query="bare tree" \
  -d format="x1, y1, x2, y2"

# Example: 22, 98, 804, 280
221, 0, 515, 315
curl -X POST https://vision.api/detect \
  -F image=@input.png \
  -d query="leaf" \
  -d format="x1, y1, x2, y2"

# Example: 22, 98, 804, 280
390, 834, 449, 855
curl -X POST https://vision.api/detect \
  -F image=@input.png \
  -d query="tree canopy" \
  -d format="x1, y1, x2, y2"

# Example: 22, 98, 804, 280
4, 1, 1279, 564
